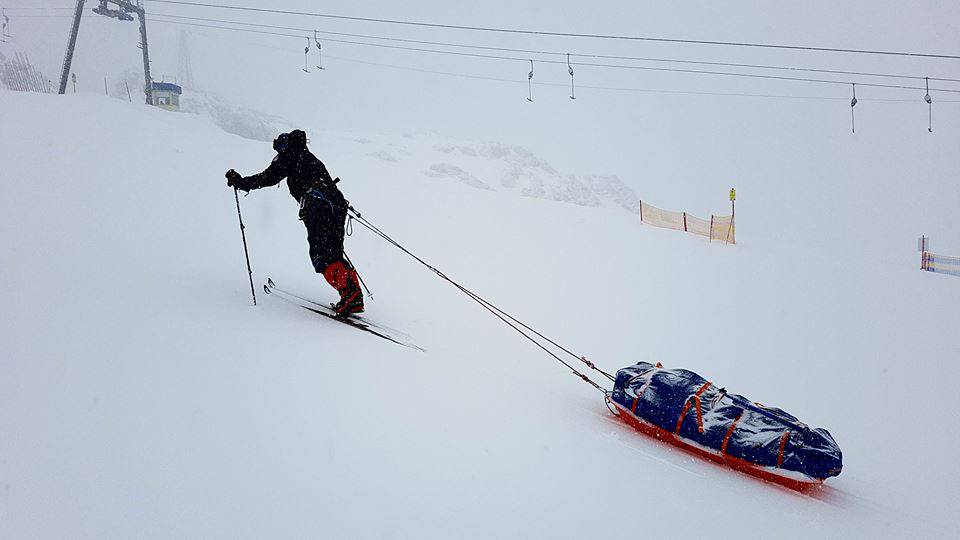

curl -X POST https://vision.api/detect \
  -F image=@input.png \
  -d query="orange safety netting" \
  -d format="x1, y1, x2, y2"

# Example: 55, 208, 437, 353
639, 200, 735, 244
921, 252, 960, 277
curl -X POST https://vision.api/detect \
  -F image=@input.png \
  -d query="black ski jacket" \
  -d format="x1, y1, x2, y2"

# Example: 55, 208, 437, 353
233, 139, 342, 204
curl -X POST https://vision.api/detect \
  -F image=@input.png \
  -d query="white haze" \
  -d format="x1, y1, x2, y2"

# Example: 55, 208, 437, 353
3, 1, 960, 538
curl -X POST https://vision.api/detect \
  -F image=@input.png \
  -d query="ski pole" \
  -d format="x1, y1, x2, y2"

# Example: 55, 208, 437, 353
234, 187, 257, 306
344, 251, 373, 298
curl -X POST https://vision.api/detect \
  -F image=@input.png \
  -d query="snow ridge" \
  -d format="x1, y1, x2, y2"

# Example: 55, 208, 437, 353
431, 141, 639, 212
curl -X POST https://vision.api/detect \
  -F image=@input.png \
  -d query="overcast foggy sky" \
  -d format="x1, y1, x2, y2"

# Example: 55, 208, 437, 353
6, 0, 960, 192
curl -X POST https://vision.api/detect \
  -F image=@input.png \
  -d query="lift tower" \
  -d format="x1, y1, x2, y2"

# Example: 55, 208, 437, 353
58, 0, 153, 104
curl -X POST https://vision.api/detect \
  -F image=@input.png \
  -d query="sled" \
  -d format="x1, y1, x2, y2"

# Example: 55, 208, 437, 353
606, 362, 842, 492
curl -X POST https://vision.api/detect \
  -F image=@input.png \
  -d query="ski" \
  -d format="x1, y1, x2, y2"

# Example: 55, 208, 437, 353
264, 278, 412, 338
263, 280, 424, 351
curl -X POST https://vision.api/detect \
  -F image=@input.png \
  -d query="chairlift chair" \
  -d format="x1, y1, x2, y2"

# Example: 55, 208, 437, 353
526, 60, 534, 102
314, 30, 325, 70
303, 38, 310, 73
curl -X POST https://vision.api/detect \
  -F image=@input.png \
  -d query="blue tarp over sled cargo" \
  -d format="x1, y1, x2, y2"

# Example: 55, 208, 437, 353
607, 362, 842, 489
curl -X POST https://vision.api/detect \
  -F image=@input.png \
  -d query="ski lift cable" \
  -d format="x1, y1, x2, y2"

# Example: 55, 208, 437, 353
141, 11, 960, 84
321, 53, 960, 103
21, 9, 960, 84
142, 18, 960, 95
30, 11, 959, 102
146, 16, 960, 93
143, 0, 960, 61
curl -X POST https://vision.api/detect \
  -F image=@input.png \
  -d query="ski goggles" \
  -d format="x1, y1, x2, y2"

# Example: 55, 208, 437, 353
273, 132, 290, 153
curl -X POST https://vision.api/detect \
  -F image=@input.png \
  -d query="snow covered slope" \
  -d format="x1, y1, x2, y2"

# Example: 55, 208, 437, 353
2, 93, 959, 538
426, 140, 639, 211
106, 70, 296, 143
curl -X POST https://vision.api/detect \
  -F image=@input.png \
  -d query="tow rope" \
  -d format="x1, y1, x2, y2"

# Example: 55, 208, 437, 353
348, 207, 613, 393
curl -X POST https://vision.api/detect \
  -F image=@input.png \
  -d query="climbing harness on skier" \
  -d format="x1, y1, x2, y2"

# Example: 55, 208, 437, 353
226, 129, 364, 318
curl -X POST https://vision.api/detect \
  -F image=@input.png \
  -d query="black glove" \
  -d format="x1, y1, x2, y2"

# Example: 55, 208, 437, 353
225, 169, 242, 188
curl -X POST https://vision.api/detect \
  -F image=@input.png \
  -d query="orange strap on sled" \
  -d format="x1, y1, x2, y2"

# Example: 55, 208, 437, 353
675, 382, 712, 434
630, 367, 660, 413
777, 431, 791, 467
721, 411, 745, 454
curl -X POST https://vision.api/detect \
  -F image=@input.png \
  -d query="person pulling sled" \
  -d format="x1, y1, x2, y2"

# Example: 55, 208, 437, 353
226, 129, 364, 317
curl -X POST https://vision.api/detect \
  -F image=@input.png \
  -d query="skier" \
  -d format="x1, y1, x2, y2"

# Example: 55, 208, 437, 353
225, 129, 364, 317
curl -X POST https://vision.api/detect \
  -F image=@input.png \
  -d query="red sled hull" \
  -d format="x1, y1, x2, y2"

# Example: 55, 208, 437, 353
608, 398, 825, 493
